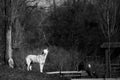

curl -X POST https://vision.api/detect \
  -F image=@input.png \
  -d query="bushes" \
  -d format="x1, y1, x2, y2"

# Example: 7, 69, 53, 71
45, 46, 72, 72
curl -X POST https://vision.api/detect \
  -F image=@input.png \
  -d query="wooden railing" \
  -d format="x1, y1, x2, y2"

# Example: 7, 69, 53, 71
111, 64, 120, 78
85, 56, 120, 78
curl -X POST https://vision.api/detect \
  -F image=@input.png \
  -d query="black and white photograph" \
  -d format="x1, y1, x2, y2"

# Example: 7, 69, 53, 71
0, 0, 120, 80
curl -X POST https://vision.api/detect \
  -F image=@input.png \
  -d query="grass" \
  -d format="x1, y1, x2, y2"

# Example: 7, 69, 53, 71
0, 65, 70, 80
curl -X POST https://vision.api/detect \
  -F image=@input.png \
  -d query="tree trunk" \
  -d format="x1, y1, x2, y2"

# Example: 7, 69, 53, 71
106, 0, 111, 77
53, 0, 56, 15
6, 26, 14, 68
105, 50, 111, 78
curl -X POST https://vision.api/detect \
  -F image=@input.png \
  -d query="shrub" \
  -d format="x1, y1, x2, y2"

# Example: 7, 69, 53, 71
44, 46, 72, 72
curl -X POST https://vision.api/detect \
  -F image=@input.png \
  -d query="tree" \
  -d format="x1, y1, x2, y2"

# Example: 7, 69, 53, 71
97, 0, 119, 77
0, 0, 6, 64
24, 0, 52, 49
3, 0, 27, 68
1, 0, 13, 66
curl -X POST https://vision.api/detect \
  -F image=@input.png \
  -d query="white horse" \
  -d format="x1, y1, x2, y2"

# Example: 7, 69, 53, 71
25, 48, 49, 73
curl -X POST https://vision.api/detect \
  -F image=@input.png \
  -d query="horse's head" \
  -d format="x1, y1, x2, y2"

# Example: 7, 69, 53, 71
42, 48, 49, 56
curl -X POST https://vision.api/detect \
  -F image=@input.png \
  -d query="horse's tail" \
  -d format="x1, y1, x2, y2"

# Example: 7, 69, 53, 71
25, 58, 27, 67
25, 56, 29, 66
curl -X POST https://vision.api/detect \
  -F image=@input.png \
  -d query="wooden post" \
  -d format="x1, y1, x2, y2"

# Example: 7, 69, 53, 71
105, 49, 111, 78
101, 42, 120, 78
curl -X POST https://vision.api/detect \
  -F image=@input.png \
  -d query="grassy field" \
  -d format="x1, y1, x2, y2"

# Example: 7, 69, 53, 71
0, 65, 70, 80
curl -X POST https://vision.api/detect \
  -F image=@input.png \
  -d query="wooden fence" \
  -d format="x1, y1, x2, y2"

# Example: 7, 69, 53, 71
111, 64, 120, 78
85, 56, 120, 78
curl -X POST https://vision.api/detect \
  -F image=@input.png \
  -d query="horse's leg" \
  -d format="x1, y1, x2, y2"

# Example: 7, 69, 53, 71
27, 66, 29, 71
26, 62, 29, 71
29, 65, 32, 70
26, 58, 31, 71
40, 63, 44, 73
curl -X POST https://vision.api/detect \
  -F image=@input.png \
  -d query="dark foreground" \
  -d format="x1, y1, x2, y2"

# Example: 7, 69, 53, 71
0, 65, 70, 80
